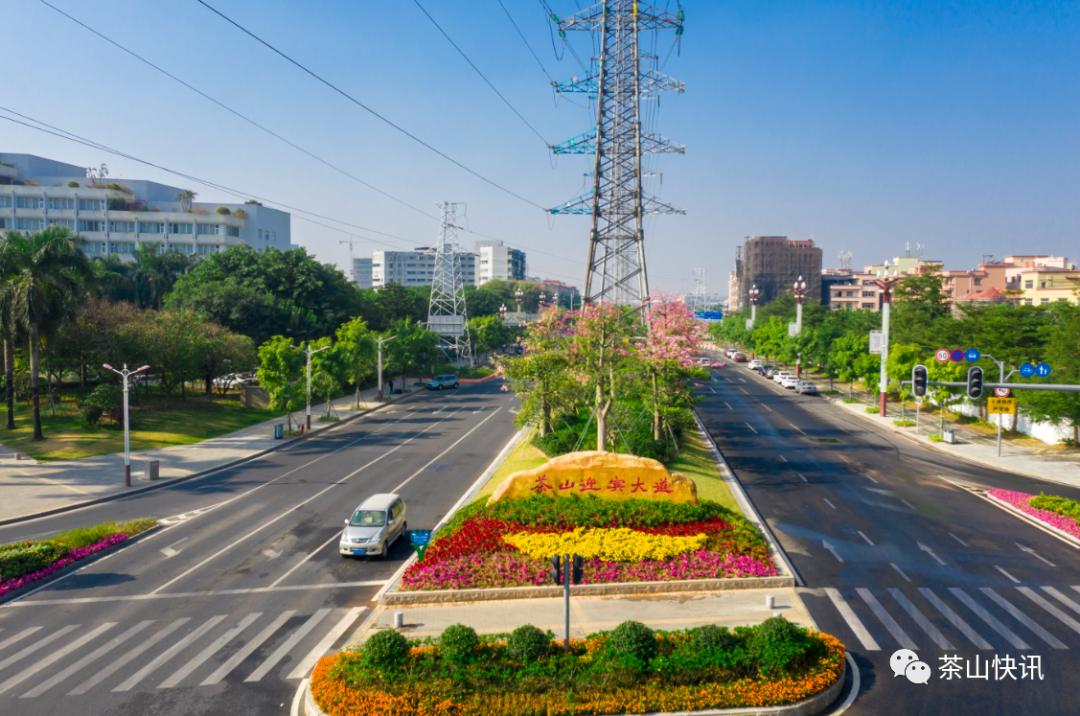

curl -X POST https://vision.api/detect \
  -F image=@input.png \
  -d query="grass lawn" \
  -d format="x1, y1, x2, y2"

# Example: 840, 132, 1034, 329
0, 393, 275, 461
477, 423, 741, 515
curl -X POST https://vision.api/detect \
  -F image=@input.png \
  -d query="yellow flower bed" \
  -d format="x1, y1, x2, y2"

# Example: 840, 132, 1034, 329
502, 527, 706, 562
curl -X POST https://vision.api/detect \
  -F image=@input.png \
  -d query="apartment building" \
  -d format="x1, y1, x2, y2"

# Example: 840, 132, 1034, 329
1017, 268, 1080, 305
475, 240, 526, 284
372, 248, 477, 288
0, 153, 289, 258
351, 257, 373, 289
733, 236, 823, 307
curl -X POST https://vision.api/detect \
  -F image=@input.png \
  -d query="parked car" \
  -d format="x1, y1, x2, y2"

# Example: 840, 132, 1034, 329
426, 374, 460, 390
772, 371, 791, 383
762, 365, 776, 378
731, 352, 748, 363
747, 359, 763, 371
339, 493, 408, 558
798, 381, 818, 395
781, 375, 800, 389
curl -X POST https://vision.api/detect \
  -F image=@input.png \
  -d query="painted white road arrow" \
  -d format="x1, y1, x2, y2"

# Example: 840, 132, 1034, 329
160, 537, 188, 559
822, 539, 844, 563
1016, 542, 1055, 567
918, 541, 947, 567
262, 548, 283, 559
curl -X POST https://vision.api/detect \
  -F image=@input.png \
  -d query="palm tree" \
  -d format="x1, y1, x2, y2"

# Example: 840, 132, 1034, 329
0, 234, 20, 429
4, 227, 91, 440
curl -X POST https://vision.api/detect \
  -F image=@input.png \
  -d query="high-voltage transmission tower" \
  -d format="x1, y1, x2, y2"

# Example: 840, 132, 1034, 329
549, 1, 686, 308
692, 267, 707, 311
427, 202, 473, 366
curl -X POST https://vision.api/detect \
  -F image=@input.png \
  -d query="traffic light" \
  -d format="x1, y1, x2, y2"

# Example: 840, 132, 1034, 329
966, 366, 984, 399
912, 364, 928, 397
549, 556, 562, 585
572, 555, 584, 585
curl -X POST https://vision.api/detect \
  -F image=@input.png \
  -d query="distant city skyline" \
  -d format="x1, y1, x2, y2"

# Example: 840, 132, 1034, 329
2, 1, 1077, 295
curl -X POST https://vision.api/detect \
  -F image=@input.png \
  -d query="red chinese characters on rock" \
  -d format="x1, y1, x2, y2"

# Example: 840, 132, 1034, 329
578, 477, 600, 493
653, 477, 673, 494
630, 478, 648, 493
606, 477, 626, 493
531, 475, 552, 494
558, 480, 576, 491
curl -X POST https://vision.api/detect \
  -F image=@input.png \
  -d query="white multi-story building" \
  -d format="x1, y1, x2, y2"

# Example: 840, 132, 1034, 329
372, 248, 476, 288
475, 240, 526, 284
351, 257, 373, 289
0, 153, 290, 259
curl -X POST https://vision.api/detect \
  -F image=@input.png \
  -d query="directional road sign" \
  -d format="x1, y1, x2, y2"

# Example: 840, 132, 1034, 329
950, 349, 965, 363
965, 348, 981, 362
1019, 362, 1035, 378
935, 348, 950, 363
1036, 362, 1052, 377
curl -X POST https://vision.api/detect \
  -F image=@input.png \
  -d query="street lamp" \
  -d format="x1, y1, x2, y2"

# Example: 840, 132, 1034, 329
498, 303, 507, 322
873, 264, 902, 416
376, 334, 397, 401
746, 284, 761, 329
792, 276, 808, 331
102, 363, 150, 487
514, 287, 524, 314
297, 343, 330, 430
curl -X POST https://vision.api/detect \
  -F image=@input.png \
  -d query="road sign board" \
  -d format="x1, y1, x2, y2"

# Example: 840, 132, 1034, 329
1036, 362, 1052, 377
993, 387, 1011, 398
1019, 362, 1035, 378
935, 349, 950, 363
965, 348, 981, 362
950, 349, 965, 363
409, 530, 432, 546
987, 397, 1017, 415
868, 330, 883, 354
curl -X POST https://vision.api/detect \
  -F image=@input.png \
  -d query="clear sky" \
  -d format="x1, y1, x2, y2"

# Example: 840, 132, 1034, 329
3, 1, 1078, 296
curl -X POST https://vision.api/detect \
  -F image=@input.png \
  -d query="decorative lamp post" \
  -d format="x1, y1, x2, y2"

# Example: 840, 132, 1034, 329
873, 264, 903, 417
102, 363, 150, 487
792, 276, 808, 377
376, 334, 397, 401
498, 303, 508, 323
746, 284, 761, 329
514, 287, 524, 314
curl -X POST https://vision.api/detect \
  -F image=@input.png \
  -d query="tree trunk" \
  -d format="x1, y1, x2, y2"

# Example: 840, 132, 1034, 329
595, 382, 607, 452
205, 373, 213, 396
538, 392, 548, 437
4, 338, 14, 430
29, 323, 43, 441
354, 383, 361, 410
652, 372, 661, 442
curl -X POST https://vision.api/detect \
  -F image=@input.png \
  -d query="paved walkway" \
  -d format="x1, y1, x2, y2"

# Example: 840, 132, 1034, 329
830, 397, 1080, 489
0, 381, 424, 523
358, 588, 814, 643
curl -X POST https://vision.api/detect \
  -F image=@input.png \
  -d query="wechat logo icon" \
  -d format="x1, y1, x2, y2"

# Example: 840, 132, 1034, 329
891, 648, 931, 685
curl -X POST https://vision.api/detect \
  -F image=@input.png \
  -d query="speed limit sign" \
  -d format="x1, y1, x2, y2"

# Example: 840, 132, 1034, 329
935, 348, 950, 364
994, 387, 1011, 398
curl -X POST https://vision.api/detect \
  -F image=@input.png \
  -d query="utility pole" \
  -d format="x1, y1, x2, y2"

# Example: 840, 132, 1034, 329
102, 363, 150, 487
300, 343, 330, 430
873, 266, 902, 417
549, 1, 686, 309
376, 335, 396, 401
427, 202, 473, 366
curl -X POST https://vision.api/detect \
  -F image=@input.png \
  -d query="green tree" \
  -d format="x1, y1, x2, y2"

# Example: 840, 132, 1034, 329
256, 336, 305, 430
1020, 302, 1080, 443
468, 314, 512, 355
569, 303, 640, 451
333, 317, 376, 408
384, 319, 439, 387
498, 308, 576, 437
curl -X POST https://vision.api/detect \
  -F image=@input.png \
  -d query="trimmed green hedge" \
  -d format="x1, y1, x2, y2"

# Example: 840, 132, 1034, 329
1030, 494, 1080, 526
0, 518, 156, 581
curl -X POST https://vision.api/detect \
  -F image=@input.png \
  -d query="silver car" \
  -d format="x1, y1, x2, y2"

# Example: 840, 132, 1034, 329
339, 493, 407, 559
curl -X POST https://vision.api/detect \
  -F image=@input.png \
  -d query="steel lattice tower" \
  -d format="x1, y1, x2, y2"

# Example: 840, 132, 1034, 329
550, 1, 685, 308
427, 202, 473, 366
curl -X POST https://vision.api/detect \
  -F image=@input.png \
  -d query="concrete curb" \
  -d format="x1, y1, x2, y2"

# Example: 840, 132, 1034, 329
0, 523, 161, 606
300, 654, 845, 716
981, 491, 1080, 549
0, 390, 425, 528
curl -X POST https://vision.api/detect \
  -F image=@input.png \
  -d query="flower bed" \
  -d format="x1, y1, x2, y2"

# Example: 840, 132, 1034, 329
402, 496, 777, 591
310, 619, 845, 716
988, 489, 1080, 540
0, 518, 156, 599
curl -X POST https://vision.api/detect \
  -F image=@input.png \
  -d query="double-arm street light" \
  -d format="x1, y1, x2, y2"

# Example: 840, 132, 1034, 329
376, 334, 397, 401
514, 287, 524, 314
102, 362, 150, 487
873, 265, 903, 416
298, 343, 330, 430
745, 284, 761, 330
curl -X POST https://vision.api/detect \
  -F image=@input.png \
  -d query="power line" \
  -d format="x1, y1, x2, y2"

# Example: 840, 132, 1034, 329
194, 0, 548, 212
496, 0, 556, 84
412, 0, 550, 148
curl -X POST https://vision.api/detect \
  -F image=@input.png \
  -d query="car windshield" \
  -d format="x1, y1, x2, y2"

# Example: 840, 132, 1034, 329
349, 510, 386, 527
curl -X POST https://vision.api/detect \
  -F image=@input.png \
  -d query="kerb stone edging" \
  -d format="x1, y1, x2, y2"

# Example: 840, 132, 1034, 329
301, 656, 845, 716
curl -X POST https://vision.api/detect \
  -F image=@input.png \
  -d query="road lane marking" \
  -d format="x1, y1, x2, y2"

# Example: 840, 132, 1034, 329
778, 454, 788, 462
245, 608, 332, 683
889, 588, 954, 650
825, 588, 880, 651
857, 530, 874, 546
762, 404, 774, 412
22, 620, 154, 699
287, 607, 366, 679
0, 622, 114, 695
858, 588, 917, 650
723, 401, 733, 410
797, 472, 808, 483
392, 408, 503, 492
112, 615, 227, 692
838, 455, 852, 464
901, 499, 916, 511
11, 580, 388, 607
979, 588, 1065, 649
1043, 586, 1080, 617
949, 588, 1030, 650
1017, 587, 1080, 636
160, 612, 262, 688
0, 628, 41, 651
0, 624, 78, 672
920, 588, 992, 649
202, 611, 296, 686
862, 473, 879, 484
738, 387, 749, 395
789, 422, 806, 435
823, 498, 837, 510
150, 410, 459, 594
743, 422, 758, 434
890, 563, 911, 583
270, 532, 343, 588
822, 540, 844, 563
67, 618, 190, 695
948, 532, 969, 547
1015, 542, 1055, 567
994, 565, 1020, 584
917, 542, 946, 567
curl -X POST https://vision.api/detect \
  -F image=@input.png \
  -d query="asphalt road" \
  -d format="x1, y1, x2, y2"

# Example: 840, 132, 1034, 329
698, 365, 1080, 716
0, 381, 517, 716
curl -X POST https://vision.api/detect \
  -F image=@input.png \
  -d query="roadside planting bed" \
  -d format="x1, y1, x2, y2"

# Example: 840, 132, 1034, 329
401, 495, 777, 591
0, 518, 156, 599
988, 489, 1080, 540
311, 618, 844, 716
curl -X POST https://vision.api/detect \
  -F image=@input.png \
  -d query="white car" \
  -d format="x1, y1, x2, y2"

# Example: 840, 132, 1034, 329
781, 376, 800, 389
772, 371, 791, 383
747, 359, 763, 371
798, 381, 818, 395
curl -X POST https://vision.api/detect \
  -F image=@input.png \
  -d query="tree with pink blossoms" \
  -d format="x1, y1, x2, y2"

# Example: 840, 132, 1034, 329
642, 298, 705, 441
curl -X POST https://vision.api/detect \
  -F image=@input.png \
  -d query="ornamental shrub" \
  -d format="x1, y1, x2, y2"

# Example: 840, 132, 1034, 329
81, 384, 123, 424
1030, 493, 1080, 526
80, 403, 104, 428
503, 527, 707, 561
361, 629, 409, 672
606, 621, 658, 665
693, 624, 738, 654
0, 541, 67, 580
747, 617, 821, 678
508, 624, 550, 664
439, 624, 480, 665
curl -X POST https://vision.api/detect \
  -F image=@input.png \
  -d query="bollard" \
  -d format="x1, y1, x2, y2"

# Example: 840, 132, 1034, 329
773, 610, 782, 619
765, 594, 775, 609
393, 611, 404, 629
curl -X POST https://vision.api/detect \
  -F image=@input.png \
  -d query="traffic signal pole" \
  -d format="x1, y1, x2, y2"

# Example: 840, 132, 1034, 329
563, 553, 571, 652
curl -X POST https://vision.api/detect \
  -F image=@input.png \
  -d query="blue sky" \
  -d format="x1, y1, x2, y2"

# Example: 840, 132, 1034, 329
4, 1, 1078, 295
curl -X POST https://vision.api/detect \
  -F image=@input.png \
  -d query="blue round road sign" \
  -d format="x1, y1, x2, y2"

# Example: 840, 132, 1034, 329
1019, 362, 1036, 378
965, 348, 981, 362
1036, 362, 1052, 378
950, 349, 965, 363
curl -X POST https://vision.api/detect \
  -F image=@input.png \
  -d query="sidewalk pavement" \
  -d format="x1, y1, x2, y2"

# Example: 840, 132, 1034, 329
0, 381, 424, 524
830, 397, 1080, 490
358, 588, 813, 644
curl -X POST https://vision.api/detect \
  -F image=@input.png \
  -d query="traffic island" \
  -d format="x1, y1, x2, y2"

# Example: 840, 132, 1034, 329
305, 619, 845, 716
982, 489, 1080, 547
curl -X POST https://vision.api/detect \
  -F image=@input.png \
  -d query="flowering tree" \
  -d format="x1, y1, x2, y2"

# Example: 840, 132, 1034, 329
497, 307, 575, 436
569, 302, 640, 452
642, 298, 705, 440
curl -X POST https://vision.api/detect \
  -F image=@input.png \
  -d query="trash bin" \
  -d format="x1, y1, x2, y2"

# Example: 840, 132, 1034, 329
942, 429, 956, 444
274, 422, 284, 440
146, 460, 160, 481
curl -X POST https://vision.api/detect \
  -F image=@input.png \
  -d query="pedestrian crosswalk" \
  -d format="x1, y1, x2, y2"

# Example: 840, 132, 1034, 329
810, 584, 1080, 653
0, 606, 366, 699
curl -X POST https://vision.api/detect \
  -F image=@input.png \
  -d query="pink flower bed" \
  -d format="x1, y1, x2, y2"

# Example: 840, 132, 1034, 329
582, 551, 778, 583
987, 489, 1080, 540
0, 534, 128, 599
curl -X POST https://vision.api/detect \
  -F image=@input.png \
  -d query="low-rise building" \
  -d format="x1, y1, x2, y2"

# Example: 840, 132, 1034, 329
372, 248, 476, 288
351, 257, 373, 289
1016, 268, 1080, 306
475, 240, 526, 284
